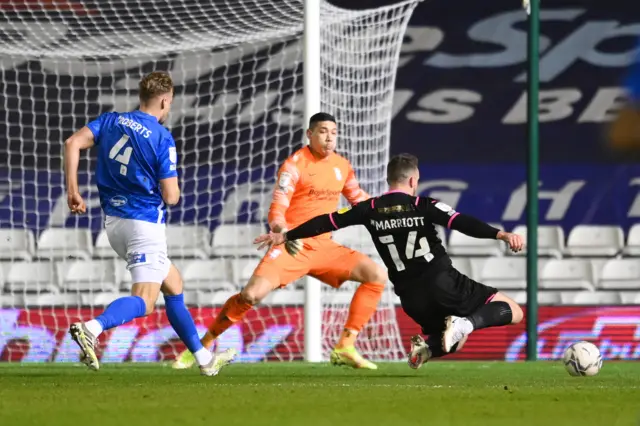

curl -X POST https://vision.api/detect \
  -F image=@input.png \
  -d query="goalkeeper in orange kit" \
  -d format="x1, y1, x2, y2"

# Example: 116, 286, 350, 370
173, 112, 387, 369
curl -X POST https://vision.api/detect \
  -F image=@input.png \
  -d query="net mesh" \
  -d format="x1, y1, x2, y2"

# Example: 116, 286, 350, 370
0, 0, 419, 362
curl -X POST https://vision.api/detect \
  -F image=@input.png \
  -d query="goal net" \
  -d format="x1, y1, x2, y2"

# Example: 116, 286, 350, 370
0, 0, 418, 363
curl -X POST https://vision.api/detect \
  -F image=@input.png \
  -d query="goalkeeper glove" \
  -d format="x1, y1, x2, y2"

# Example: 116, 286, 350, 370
282, 228, 303, 256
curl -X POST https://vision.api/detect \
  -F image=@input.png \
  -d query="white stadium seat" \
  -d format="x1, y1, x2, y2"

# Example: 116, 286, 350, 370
564, 225, 624, 257
560, 291, 621, 305
22, 293, 82, 306
620, 292, 640, 304
506, 291, 561, 305
0, 229, 36, 261
211, 224, 265, 257
540, 259, 594, 291
196, 290, 237, 306
624, 224, 640, 256
262, 289, 305, 305
166, 225, 211, 259
56, 260, 118, 292
332, 225, 377, 256
5, 261, 58, 293
450, 257, 472, 279
479, 257, 526, 290
435, 225, 447, 250
81, 292, 129, 306
597, 259, 640, 290
0, 293, 23, 307
93, 230, 118, 259
36, 228, 93, 260
230, 258, 261, 284
509, 225, 564, 258
448, 224, 504, 256
181, 259, 236, 291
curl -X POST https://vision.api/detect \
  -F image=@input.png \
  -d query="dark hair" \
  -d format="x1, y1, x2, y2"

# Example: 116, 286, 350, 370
139, 71, 174, 103
387, 153, 419, 184
309, 112, 336, 129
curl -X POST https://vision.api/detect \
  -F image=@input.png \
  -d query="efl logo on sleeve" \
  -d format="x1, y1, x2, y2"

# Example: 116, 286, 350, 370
169, 147, 177, 164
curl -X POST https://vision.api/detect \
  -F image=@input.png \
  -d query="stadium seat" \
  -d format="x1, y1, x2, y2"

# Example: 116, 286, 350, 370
332, 225, 377, 256
36, 228, 93, 260
540, 259, 594, 291
181, 259, 236, 291
479, 257, 526, 290
560, 291, 621, 305
590, 258, 609, 284
623, 224, 640, 256
93, 230, 118, 259
211, 224, 265, 257
564, 225, 624, 257
196, 290, 236, 306
435, 225, 447, 250
166, 225, 211, 259
81, 292, 128, 306
22, 293, 82, 306
5, 261, 58, 293
450, 257, 472, 278
508, 225, 564, 258
620, 292, 640, 304
0, 293, 22, 307
597, 259, 640, 290
507, 291, 562, 305
56, 260, 118, 292
262, 288, 305, 305
230, 258, 261, 284
0, 229, 36, 261
447, 224, 504, 256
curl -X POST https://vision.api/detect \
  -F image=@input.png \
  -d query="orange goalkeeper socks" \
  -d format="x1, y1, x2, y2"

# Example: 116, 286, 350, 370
337, 281, 384, 348
201, 293, 253, 348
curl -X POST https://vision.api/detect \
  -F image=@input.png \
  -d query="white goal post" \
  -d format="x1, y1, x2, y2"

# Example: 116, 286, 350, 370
0, 0, 420, 363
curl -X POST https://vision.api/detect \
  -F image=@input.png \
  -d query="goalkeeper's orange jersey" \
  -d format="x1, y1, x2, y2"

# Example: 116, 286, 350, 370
268, 146, 369, 239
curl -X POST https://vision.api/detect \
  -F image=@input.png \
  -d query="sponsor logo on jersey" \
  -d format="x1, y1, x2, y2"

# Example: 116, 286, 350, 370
109, 195, 128, 207
337, 207, 351, 214
308, 188, 341, 200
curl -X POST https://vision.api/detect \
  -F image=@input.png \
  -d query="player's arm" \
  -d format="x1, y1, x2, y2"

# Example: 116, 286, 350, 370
254, 201, 369, 254
267, 159, 300, 233
341, 163, 370, 204
157, 135, 180, 206
286, 201, 368, 240
64, 126, 95, 214
419, 198, 524, 252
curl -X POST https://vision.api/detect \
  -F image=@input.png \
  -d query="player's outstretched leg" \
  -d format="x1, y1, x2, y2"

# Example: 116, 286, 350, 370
442, 292, 523, 353
162, 264, 236, 376
70, 284, 155, 371
330, 256, 386, 370
172, 273, 274, 370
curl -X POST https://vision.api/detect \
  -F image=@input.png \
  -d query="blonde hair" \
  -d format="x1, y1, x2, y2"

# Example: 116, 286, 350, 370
138, 71, 173, 103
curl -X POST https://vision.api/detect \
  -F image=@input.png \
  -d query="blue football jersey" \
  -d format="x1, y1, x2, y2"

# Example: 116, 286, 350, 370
87, 110, 178, 224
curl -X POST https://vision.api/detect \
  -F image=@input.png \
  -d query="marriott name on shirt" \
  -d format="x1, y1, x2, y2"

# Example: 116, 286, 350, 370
371, 217, 426, 231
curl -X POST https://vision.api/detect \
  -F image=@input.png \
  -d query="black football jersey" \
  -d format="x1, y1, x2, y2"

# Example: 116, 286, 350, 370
329, 192, 456, 285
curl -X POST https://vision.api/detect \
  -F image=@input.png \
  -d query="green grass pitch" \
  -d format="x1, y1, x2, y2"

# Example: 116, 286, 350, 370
0, 362, 638, 426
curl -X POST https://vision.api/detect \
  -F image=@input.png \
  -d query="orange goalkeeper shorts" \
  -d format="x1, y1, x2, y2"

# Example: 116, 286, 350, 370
253, 238, 367, 288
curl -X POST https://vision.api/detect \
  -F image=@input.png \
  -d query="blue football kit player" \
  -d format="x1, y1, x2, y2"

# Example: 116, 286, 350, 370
64, 71, 235, 375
